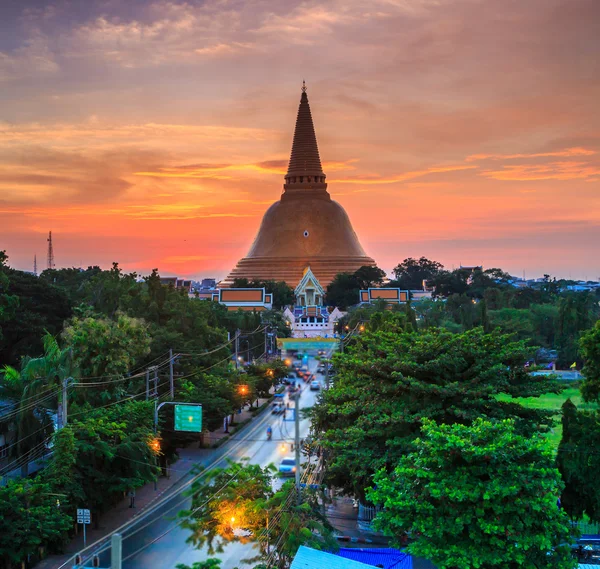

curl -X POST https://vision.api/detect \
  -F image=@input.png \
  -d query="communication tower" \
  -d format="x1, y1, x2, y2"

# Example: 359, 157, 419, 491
47, 231, 55, 270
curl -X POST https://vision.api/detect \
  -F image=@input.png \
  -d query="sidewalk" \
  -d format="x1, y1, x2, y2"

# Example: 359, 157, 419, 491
34, 396, 271, 569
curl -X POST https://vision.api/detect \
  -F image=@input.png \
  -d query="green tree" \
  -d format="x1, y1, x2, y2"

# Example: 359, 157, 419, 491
0, 478, 72, 569
557, 399, 600, 522
580, 320, 600, 402
369, 418, 576, 569
0, 251, 19, 344
391, 257, 443, 290
247, 359, 289, 397
68, 400, 158, 519
179, 461, 337, 567
325, 272, 360, 310
0, 264, 71, 367
62, 313, 151, 404
0, 333, 75, 475
353, 265, 387, 290
313, 327, 560, 497
176, 561, 222, 569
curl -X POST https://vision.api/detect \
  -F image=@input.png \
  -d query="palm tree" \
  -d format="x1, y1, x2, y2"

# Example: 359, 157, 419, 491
0, 333, 74, 477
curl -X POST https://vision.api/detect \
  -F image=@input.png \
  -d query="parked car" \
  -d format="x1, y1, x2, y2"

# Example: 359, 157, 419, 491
279, 457, 297, 476
310, 380, 320, 391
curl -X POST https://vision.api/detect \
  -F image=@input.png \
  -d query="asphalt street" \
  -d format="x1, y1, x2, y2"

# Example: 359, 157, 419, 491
85, 357, 323, 569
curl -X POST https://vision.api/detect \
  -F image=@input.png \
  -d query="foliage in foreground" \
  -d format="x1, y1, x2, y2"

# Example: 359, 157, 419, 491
580, 320, 600, 403
313, 323, 562, 497
557, 398, 600, 522
369, 418, 576, 569
179, 460, 337, 568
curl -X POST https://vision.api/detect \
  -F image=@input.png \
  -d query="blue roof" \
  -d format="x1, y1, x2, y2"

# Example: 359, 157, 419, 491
291, 546, 373, 569
337, 548, 412, 569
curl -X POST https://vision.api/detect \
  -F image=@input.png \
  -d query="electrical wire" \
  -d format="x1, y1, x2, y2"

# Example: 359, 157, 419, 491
119, 435, 269, 563
0, 437, 53, 476
0, 390, 60, 422
0, 422, 55, 455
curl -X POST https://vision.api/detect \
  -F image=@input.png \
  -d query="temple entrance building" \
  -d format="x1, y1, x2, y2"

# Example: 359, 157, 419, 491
221, 84, 375, 289
283, 267, 344, 338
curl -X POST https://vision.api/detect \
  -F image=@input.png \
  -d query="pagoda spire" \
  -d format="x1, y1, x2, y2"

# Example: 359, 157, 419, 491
284, 82, 327, 194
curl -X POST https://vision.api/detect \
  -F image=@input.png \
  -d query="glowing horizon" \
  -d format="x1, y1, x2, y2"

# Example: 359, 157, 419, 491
1, 0, 599, 281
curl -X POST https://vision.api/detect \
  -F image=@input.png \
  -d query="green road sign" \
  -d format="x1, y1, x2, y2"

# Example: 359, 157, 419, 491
174, 404, 202, 432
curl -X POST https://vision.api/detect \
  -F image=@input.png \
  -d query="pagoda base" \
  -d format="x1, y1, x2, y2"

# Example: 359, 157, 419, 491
220, 255, 375, 288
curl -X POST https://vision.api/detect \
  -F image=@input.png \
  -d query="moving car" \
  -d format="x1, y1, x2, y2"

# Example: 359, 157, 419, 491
279, 457, 297, 476
310, 380, 320, 391
272, 404, 285, 415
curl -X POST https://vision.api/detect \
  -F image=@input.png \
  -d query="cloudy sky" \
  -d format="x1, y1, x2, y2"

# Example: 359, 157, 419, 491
1, 0, 599, 280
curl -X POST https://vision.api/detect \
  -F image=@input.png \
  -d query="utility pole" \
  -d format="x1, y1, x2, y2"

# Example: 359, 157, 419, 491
324, 358, 329, 391
294, 390, 301, 505
169, 349, 174, 399
146, 369, 150, 400
62, 377, 70, 427
33, 254, 37, 276
235, 329, 240, 370
266, 510, 270, 556
111, 533, 122, 569
264, 326, 268, 359
153, 366, 159, 397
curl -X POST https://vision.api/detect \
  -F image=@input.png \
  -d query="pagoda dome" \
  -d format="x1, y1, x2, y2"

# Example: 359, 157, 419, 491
221, 83, 375, 288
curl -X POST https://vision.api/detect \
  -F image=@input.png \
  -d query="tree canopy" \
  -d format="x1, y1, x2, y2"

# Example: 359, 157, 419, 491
369, 418, 576, 569
313, 324, 561, 497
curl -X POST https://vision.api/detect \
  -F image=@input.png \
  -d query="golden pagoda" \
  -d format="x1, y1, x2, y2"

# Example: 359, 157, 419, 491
221, 83, 375, 288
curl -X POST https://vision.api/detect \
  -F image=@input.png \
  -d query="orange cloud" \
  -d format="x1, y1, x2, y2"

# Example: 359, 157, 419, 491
332, 164, 477, 184
466, 147, 596, 162
482, 161, 600, 181
134, 159, 357, 179
117, 204, 257, 220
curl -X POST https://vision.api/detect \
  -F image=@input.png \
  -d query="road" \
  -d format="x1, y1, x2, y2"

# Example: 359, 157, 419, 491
87, 357, 323, 569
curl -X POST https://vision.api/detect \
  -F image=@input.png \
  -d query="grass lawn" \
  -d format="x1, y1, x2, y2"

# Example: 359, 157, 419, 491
496, 385, 597, 450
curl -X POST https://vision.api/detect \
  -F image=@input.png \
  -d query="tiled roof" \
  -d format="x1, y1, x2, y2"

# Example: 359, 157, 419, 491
337, 548, 413, 569
291, 546, 373, 569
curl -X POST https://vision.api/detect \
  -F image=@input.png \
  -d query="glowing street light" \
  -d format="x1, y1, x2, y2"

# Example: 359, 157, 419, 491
150, 438, 161, 454
359, 325, 365, 332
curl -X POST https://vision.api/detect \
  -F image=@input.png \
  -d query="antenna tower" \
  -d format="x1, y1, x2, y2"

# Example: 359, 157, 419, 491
47, 231, 55, 270
34, 254, 37, 276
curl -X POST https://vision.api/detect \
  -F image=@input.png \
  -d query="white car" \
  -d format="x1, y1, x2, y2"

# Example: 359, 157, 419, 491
310, 380, 320, 391
279, 457, 297, 476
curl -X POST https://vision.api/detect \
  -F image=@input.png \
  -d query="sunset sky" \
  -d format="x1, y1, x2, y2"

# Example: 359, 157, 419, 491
1, 0, 599, 281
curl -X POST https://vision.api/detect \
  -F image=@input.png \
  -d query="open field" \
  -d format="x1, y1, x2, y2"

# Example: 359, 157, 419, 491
497, 385, 598, 449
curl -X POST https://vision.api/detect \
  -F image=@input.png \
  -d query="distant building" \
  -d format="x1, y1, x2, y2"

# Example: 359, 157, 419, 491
213, 288, 273, 311
283, 267, 344, 338
0, 399, 17, 466
159, 277, 192, 293
360, 288, 409, 305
